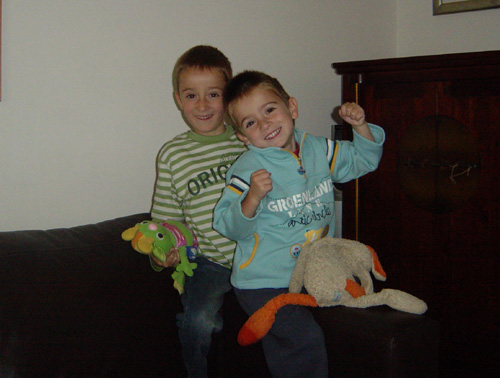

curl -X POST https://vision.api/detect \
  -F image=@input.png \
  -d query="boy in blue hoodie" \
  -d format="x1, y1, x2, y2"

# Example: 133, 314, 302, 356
213, 70, 385, 378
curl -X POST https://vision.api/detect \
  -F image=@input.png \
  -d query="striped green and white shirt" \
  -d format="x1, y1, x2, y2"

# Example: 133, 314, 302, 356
151, 125, 246, 268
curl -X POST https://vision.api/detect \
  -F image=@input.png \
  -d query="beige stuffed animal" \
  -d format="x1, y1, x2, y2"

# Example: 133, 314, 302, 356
237, 237, 427, 346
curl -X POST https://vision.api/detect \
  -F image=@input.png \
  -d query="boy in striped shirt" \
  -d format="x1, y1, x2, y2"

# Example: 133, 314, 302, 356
150, 45, 246, 378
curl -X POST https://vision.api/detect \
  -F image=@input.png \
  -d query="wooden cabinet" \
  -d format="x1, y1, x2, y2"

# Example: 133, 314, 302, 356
333, 50, 500, 376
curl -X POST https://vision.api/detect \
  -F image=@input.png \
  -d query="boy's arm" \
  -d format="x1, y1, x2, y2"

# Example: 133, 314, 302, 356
150, 154, 184, 271
214, 169, 265, 241
151, 155, 184, 223
331, 123, 385, 184
350, 123, 374, 142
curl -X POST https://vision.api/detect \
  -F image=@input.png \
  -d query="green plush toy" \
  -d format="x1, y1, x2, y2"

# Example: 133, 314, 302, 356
122, 220, 198, 294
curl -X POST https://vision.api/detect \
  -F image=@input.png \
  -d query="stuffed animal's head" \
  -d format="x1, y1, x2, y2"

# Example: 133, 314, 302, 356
121, 221, 174, 263
289, 238, 387, 307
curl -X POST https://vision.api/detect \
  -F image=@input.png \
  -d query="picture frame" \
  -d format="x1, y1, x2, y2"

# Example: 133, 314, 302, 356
433, 0, 500, 15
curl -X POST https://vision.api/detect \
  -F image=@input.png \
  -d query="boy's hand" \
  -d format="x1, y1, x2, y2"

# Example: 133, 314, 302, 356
152, 247, 180, 268
241, 169, 272, 218
339, 102, 367, 128
249, 169, 273, 201
339, 102, 374, 142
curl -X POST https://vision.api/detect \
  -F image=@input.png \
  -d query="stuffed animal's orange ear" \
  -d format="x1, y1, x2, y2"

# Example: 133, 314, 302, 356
367, 246, 387, 281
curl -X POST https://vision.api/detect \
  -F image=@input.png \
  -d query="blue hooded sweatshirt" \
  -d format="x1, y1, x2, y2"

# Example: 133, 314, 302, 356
213, 125, 384, 289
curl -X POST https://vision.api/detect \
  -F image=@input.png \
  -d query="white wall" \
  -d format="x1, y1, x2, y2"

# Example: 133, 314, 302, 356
397, 0, 500, 57
1, 0, 397, 231
2, 1, 500, 232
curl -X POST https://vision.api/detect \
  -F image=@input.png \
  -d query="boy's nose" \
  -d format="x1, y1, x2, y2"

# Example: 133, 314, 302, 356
261, 120, 272, 130
197, 98, 209, 110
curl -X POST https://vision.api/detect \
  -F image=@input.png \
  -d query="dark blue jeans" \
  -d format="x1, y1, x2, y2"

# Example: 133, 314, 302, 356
234, 287, 328, 378
176, 257, 232, 378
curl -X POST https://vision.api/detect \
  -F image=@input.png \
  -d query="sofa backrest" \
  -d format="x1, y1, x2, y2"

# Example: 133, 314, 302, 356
0, 213, 186, 377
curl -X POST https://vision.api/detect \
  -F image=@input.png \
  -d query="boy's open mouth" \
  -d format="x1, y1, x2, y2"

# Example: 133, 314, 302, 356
265, 127, 281, 140
197, 114, 213, 120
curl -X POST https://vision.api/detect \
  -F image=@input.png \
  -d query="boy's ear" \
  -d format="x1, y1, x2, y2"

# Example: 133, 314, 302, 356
236, 132, 250, 146
288, 97, 299, 120
174, 92, 183, 110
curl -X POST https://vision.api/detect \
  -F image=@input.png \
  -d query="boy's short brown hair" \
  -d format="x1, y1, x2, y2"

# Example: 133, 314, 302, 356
223, 70, 291, 130
172, 45, 232, 92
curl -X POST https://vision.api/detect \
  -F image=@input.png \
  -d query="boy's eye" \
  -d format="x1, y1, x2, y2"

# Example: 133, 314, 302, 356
245, 120, 255, 128
265, 107, 276, 114
209, 92, 221, 98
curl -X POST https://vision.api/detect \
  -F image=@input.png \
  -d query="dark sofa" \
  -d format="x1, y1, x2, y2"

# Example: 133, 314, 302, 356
0, 213, 440, 378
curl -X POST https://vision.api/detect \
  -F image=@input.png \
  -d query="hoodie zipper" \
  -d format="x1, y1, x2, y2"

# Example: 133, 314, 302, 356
285, 150, 305, 176
297, 154, 306, 175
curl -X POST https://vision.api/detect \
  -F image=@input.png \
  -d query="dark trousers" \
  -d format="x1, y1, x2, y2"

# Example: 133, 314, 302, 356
234, 287, 328, 378
177, 257, 232, 378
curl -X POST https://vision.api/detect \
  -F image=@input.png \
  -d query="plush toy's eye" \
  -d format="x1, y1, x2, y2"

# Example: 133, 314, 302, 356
156, 233, 164, 240
141, 221, 149, 225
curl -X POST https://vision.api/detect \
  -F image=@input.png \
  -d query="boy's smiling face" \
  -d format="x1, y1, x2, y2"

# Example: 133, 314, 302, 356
175, 67, 226, 136
231, 84, 298, 151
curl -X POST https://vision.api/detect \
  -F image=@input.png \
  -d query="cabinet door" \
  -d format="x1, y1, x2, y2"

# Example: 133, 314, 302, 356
435, 77, 500, 340
341, 72, 500, 367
